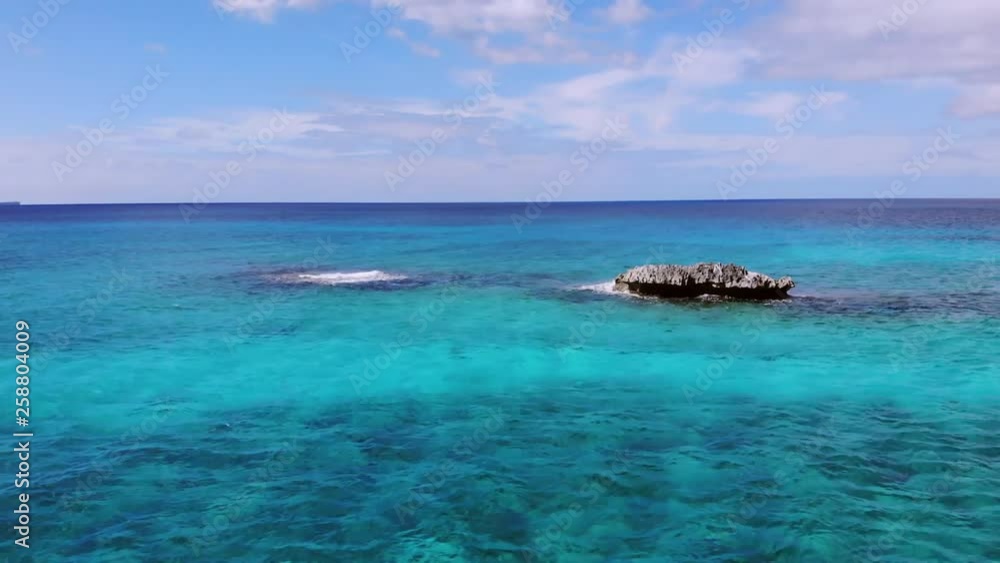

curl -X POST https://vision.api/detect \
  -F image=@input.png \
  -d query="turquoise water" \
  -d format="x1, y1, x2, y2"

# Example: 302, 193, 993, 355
2, 200, 998, 562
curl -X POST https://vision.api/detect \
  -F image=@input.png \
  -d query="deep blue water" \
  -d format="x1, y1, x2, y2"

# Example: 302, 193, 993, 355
1, 200, 998, 562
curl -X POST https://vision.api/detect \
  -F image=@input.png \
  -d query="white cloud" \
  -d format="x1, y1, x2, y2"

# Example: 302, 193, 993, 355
471, 34, 596, 65
701, 90, 849, 119
746, 0, 1000, 115
112, 110, 346, 157
604, 0, 652, 25
373, 0, 557, 34
213, 0, 613, 65
6, 126, 997, 204
474, 36, 763, 141
213, 0, 322, 23
951, 84, 1000, 118
387, 27, 441, 58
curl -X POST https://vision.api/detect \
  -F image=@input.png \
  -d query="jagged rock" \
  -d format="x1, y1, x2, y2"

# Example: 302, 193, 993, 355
613, 263, 794, 299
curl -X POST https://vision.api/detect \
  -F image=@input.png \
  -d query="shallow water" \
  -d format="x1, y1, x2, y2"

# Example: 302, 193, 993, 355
2, 200, 998, 561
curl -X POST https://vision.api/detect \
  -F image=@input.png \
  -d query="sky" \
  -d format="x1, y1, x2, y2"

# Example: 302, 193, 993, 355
1, 0, 999, 204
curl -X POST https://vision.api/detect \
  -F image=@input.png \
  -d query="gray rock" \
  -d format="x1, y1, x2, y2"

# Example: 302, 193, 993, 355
613, 263, 795, 299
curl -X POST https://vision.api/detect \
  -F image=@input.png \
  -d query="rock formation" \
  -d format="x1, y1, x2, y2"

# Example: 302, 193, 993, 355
613, 263, 794, 299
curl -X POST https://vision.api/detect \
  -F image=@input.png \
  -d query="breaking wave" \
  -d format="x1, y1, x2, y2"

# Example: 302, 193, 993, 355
575, 281, 618, 295
275, 270, 410, 286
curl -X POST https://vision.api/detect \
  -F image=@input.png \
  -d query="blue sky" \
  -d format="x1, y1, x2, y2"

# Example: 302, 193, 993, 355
2, 0, 999, 203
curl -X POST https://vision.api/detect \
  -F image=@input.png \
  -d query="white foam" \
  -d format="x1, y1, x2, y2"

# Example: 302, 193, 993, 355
285, 270, 409, 286
575, 281, 618, 295
574, 280, 663, 301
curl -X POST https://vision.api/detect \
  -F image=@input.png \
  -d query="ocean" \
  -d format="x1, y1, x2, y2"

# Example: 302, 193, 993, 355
2, 200, 998, 561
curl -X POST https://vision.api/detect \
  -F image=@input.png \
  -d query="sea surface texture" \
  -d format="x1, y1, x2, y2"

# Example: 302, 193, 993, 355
2, 200, 999, 562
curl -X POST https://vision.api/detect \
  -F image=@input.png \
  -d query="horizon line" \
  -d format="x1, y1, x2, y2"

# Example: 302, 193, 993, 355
7, 196, 1000, 207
